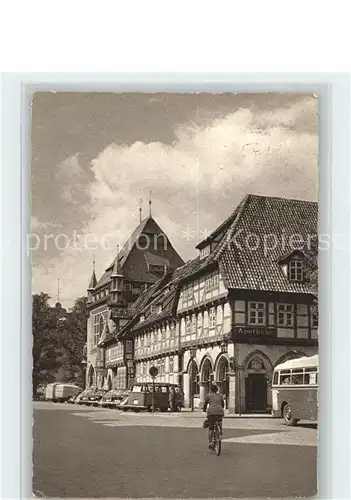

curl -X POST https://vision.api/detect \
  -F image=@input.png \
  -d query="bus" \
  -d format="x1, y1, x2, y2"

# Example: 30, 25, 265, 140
271, 354, 318, 426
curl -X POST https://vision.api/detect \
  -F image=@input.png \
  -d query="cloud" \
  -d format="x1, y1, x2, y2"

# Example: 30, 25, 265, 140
31, 95, 318, 307
31, 216, 62, 230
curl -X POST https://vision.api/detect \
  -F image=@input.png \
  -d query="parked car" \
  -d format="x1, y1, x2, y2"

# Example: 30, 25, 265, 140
77, 389, 95, 405
82, 388, 107, 407
99, 389, 124, 409
122, 383, 184, 412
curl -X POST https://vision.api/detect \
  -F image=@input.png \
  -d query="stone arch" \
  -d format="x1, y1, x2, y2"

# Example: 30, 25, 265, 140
215, 354, 230, 406
274, 350, 307, 367
215, 354, 230, 381
185, 356, 199, 373
188, 358, 200, 398
243, 350, 274, 372
242, 350, 273, 414
199, 353, 214, 375
87, 364, 95, 388
199, 356, 214, 383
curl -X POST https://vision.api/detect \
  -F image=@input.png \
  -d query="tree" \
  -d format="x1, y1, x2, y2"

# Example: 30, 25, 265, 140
57, 297, 88, 387
32, 293, 62, 395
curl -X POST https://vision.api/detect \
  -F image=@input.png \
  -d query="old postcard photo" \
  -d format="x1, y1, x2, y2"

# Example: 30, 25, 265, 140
31, 91, 318, 498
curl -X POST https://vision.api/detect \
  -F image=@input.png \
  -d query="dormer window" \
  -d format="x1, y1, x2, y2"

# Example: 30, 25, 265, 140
289, 260, 303, 281
199, 245, 210, 260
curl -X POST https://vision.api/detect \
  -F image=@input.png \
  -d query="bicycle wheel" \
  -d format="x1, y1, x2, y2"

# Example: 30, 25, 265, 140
214, 426, 222, 456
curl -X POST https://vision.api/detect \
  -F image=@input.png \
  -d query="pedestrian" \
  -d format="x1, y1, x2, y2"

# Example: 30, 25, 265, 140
169, 387, 176, 411
203, 384, 225, 449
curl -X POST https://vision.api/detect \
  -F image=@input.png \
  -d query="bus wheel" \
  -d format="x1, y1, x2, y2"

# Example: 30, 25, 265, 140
283, 403, 297, 426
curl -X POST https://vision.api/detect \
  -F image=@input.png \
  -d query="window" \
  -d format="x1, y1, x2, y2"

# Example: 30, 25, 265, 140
209, 307, 217, 328
200, 246, 210, 259
289, 260, 303, 281
204, 272, 218, 291
248, 302, 266, 325
185, 316, 191, 335
279, 369, 292, 385
184, 285, 193, 300
277, 304, 294, 327
311, 306, 318, 328
124, 283, 131, 291
273, 371, 279, 385
291, 369, 304, 385
93, 314, 104, 346
169, 322, 176, 337
169, 356, 174, 373
191, 314, 197, 332
211, 273, 219, 288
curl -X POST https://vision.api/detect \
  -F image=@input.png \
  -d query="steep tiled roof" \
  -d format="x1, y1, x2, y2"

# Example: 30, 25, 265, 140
94, 216, 184, 289
218, 194, 318, 294
196, 195, 249, 250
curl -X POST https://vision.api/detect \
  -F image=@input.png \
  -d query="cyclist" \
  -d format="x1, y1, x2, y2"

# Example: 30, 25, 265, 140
203, 384, 224, 449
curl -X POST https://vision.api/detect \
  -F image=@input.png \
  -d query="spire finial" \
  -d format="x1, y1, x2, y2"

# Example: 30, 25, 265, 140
57, 278, 60, 303
139, 198, 142, 223
93, 253, 96, 271
149, 190, 152, 218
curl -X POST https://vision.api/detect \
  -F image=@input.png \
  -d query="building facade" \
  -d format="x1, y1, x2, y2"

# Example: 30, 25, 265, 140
97, 194, 318, 414
85, 214, 184, 390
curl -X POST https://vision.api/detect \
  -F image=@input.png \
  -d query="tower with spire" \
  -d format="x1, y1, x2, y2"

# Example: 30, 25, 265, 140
87, 257, 97, 303
85, 200, 184, 391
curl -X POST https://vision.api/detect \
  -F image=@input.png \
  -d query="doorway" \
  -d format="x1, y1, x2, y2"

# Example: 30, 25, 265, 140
245, 373, 267, 412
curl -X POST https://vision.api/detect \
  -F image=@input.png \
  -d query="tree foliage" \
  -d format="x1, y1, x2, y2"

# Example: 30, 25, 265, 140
32, 293, 87, 395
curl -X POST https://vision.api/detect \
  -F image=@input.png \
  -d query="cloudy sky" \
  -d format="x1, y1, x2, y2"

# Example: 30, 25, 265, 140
31, 92, 318, 308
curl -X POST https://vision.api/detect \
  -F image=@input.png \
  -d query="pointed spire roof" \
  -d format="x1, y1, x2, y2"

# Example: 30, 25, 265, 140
88, 257, 97, 290
111, 245, 123, 277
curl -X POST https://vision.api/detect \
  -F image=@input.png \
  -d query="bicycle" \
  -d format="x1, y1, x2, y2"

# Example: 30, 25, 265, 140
209, 419, 222, 456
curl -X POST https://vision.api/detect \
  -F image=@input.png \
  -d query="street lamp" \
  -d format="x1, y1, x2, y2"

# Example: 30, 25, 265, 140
189, 346, 197, 412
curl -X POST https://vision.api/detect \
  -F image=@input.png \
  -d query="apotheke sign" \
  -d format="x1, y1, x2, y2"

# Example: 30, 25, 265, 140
234, 326, 277, 338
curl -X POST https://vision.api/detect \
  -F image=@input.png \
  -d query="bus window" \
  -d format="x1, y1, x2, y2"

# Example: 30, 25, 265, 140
291, 370, 304, 385
132, 385, 142, 393
279, 370, 291, 385
273, 371, 279, 385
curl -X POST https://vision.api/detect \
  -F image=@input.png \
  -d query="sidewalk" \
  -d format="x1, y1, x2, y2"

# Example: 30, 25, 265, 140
181, 407, 274, 418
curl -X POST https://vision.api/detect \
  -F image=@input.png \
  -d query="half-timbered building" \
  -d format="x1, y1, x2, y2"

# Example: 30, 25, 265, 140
109, 194, 318, 414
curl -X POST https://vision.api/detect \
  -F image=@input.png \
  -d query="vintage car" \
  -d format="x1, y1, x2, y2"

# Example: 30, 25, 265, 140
78, 388, 107, 406
122, 382, 184, 412
99, 389, 126, 409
